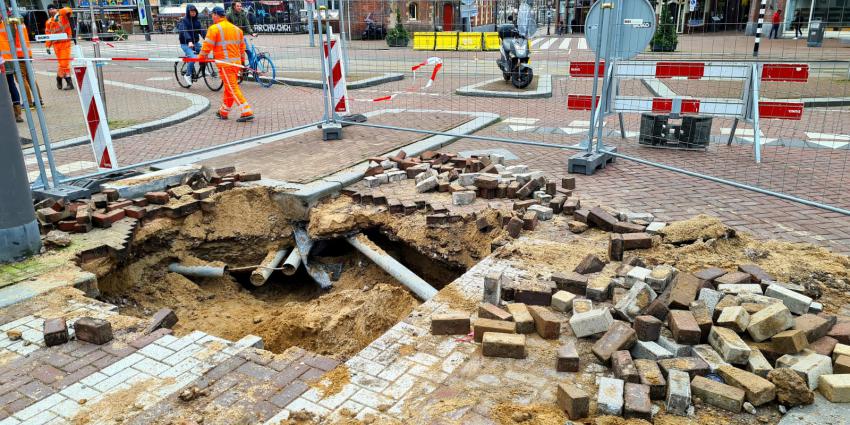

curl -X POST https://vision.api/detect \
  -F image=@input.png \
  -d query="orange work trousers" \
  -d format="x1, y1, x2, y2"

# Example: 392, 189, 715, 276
53, 41, 72, 78
218, 64, 252, 118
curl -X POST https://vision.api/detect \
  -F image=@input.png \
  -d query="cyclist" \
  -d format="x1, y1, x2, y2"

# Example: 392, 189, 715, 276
199, 6, 254, 121
177, 4, 205, 87
226, 2, 256, 67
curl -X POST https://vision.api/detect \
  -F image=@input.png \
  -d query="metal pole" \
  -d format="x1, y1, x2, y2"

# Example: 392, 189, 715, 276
0, 1, 49, 188
751, 63, 762, 163
585, 3, 607, 152
325, 12, 336, 121
595, 0, 618, 152
144, 0, 153, 41
339, 0, 349, 70
316, 8, 331, 122
0, 60, 42, 261
347, 235, 437, 301
753, 0, 766, 56
88, 0, 107, 116
308, 1, 315, 47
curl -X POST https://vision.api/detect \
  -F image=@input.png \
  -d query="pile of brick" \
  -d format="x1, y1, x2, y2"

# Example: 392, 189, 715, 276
431, 258, 850, 420
33, 167, 258, 236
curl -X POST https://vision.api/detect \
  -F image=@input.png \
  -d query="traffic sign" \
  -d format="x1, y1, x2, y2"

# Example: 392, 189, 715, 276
585, 0, 655, 60
461, 5, 478, 18
137, 0, 148, 26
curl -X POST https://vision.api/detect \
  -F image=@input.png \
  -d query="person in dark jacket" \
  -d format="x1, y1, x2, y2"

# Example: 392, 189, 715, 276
177, 4, 205, 87
226, 2, 256, 65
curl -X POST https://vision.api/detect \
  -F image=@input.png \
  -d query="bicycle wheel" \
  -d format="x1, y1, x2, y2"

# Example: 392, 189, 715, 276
255, 55, 276, 88
174, 62, 191, 88
203, 64, 224, 92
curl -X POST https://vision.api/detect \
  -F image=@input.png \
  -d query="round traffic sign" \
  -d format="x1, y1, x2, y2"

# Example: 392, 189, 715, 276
584, 0, 656, 60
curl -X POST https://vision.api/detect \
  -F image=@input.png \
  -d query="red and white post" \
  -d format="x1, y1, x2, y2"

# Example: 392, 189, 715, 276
72, 60, 117, 170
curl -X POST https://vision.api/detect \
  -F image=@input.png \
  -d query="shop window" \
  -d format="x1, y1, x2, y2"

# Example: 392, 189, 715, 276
409, 2, 418, 20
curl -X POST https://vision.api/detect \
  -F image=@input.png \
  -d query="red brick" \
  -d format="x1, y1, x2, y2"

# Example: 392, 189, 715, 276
144, 191, 171, 204
131, 198, 148, 207
73, 317, 113, 345
587, 206, 618, 231
669, 310, 701, 344
92, 210, 125, 228
478, 303, 512, 321
527, 305, 561, 339
609, 233, 625, 261
36, 207, 63, 223
612, 350, 640, 383
574, 254, 605, 274
557, 341, 580, 372
57, 220, 77, 232
107, 200, 133, 212
124, 206, 146, 220
624, 382, 652, 420
622, 233, 653, 250
101, 188, 119, 201
634, 315, 663, 341
44, 318, 69, 347
593, 321, 637, 363
431, 313, 470, 335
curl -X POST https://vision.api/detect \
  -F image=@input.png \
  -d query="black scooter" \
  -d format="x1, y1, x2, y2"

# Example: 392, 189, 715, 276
496, 24, 533, 89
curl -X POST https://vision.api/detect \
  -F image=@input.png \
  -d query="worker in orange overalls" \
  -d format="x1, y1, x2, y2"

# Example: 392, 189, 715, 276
45, 4, 74, 90
1, 10, 42, 107
198, 7, 253, 122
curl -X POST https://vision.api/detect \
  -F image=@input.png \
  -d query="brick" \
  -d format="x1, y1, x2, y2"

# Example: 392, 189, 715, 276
632, 359, 666, 400
483, 271, 503, 305
145, 191, 170, 204
37, 207, 63, 223
193, 187, 216, 200
473, 175, 499, 190
714, 295, 740, 321
765, 284, 813, 315
645, 265, 675, 292
693, 267, 726, 283
772, 329, 809, 354
431, 313, 470, 335
708, 327, 751, 365
123, 205, 146, 220
737, 264, 774, 284
691, 375, 745, 412
747, 348, 774, 378
44, 318, 69, 347
631, 340, 674, 361
608, 233, 624, 261
572, 299, 593, 315
106, 200, 132, 212
506, 217, 524, 238
689, 301, 713, 338
717, 306, 750, 333
665, 369, 691, 416
216, 181, 234, 192
596, 377, 625, 415
614, 281, 657, 322
473, 318, 516, 343
550, 291, 576, 313
130, 328, 173, 349
698, 288, 724, 317
73, 317, 113, 345
561, 177, 576, 189
527, 306, 561, 339
715, 366, 774, 407
624, 267, 650, 288
614, 221, 646, 234
833, 343, 850, 362
668, 273, 701, 309
715, 271, 752, 285
92, 210, 125, 228
557, 383, 588, 419
478, 303, 511, 321
776, 350, 833, 389
612, 350, 640, 384
668, 310, 701, 345
557, 341, 580, 373
692, 344, 730, 374
622, 233, 652, 250
569, 308, 614, 338
587, 207, 618, 231
482, 332, 526, 359
593, 321, 637, 364
794, 314, 832, 344
165, 200, 201, 218
829, 322, 850, 345
819, 374, 850, 403
747, 303, 794, 342
643, 298, 670, 322
658, 357, 710, 379
573, 254, 605, 274
624, 382, 651, 420
633, 315, 662, 342
551, 272, 588, 295
146, 308, 178, 334
505, 303, 535, 334
809, 336, 838, 357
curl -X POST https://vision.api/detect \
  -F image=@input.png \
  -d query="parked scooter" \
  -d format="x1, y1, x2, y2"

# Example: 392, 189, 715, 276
496, 24, 533, 88
361, 13, 385, 40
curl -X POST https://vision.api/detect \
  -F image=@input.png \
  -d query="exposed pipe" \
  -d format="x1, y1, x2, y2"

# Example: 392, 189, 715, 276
168, 263, 227, 278
282, 247, 302, 276
250, 247, 289, 286
346, 235, 438, 301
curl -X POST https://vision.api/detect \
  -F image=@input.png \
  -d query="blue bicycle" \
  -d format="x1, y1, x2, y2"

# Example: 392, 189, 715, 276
240, 37, 276, 88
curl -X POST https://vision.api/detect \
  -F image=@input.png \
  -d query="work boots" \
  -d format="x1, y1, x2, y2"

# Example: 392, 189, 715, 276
13, 104, 23, 122
56, 76, 63, 90
64, 77, 74, 90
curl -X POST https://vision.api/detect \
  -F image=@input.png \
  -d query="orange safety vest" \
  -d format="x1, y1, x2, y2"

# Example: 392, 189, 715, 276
0, 20, 31, 60
199, 19, 245, 64
45, 7, 72, 48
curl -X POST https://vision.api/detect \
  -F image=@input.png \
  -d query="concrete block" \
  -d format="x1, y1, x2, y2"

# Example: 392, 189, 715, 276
415, 176, 438, 193
690, 375, 745, 412
765, 284, 813, 315
557, 383, 589, 419
596, 377, 625, 416
747, 303, 794, 342
646, 221, 666, 235
634, 315, 663, 341
585, 277, 610, 302
689, 301, 713, 338
431, 313, 471, 335
646, 265, 676, 293
483, 271, 503, 305
717, 306, 750, 333
717, 365, 776, 406
718, 284, 763, 295
557, 341, 580, 372
834, 343, 850, 362
657, 334, 693, 357
614, 281, 657, 323
473, 318, 516, 342
776, 350, 833, 389
698, 288, 724, 317
773, 329, 809, 354
572, 299, 592, 316
528, 204, 553, 220
625, 267, 651, 287
747, 348, 774, 378
451, 190, 476, 206
612, 350, 640, 383
634, 359, 666, 400
624, 383, 652, 421
692, 344, 731, 373
527, 306, 561, 339
593, 321, 637, 364
551, 291, 576, 313
665, 369, 691, 416
819, 374, 850, 403
569, 308, 614, 338
482, 332, 526, 359
631, 340, 674, 361
709, 327, 752, 365
505, 303, 535, 334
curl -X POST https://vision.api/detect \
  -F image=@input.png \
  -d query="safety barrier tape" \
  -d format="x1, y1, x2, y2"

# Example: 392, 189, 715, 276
351, 57, 443, 104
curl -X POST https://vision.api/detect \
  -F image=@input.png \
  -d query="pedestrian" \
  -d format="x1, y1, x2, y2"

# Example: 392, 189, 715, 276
199, 6, 254, 122
45, 4, 73, 90
226, 1, 256, 66
177, 4, 205, 87
793, 9, 803, 39
1, 10, 24, 121
5, 11, 43, 107
769, 9, 782, 39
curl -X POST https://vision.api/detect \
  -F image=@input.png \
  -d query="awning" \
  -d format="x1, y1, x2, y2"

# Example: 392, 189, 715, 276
158, 3, 223, 15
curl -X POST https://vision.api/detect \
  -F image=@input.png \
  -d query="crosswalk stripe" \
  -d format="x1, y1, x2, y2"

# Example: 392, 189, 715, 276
529, 38, 543, 47
538, 38, 557, 50
577, 38, 588, 50
558, 38, 571, 50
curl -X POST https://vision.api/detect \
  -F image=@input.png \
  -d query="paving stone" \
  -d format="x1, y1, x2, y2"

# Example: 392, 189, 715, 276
747, 303, 794, 342
765, 284, 813, 315
692, 344, 730, 374
657, 334, 692, 357
776, 350, 833, 389
482, 333, 526, 359
631, 340, 674, 361
643, 298, 670, 322
270, 380, 310, 408
713, 295, 741, 321
551, 272, 588, 295
665, 369, 691, 416
794, 314, 832, 344
689, 301, 713, 338
527, 306, 561, 339
513, 281, 555, 306
809, 336, 838, 357
593, 321, 637, 364
717, 364, 776, 406
747, 348, 774, 378
473, 318, 516, 343
737, 264, 774, 284
146, 308, 178, 334
587, 207, 618, 231
431, 313, 470, 336
694, 267, 727, 283
614, 281, 657, 323
691, 375, 746, 412
557, 341, 580, 373
773, 329, 809, 354
505, 303, 535, 334
834, 343, 850, 362
668, 310, 701, 345
569, 308, 614, 338
574, 254, 605, 275
829, 322, 850, 345
478, 304, 512, 321
612, 350, 640, 384
716, 271, 752, 285
596, 377, 624, 416
708, 327, 752, 365
585, 277, 610, 302
622, 233, 653, 250
623, 382, 652, 420
698, 288, 724, 317
608, 233, 624, 261
634, 315, 662, 342
633, 359, 666, 400
645, 265, 676, 293
72, 318, 113, 345
557, 383, 589, 420
550, 291, 576, 313
718, 284, 764, 295
483, 271, 504, 305
625, 267, 651, 288
658, 357, 710, 379
819, 374, 850, 403
717, 306, 750, 333
572, 299, 593, 316
668, 273, 701, 309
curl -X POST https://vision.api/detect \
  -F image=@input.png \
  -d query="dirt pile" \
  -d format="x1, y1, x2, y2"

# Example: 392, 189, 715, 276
768, 368, 815, 406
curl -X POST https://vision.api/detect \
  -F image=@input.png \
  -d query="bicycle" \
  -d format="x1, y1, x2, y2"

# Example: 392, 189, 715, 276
239, 37, 276, 88
174, 45, 223, 91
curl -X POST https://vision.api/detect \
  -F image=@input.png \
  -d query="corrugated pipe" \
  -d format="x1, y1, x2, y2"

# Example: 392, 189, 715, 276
346, 235, 437, 301
168, 263, 227, 278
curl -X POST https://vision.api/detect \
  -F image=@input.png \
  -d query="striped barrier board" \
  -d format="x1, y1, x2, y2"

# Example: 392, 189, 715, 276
72, 61, 117, 170
569, 61, 809, 82
568, 95, 804, 120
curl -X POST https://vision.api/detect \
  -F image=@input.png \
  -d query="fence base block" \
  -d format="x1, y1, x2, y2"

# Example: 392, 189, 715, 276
567, 149, 617, 175
32, 185, 93, 202
322, 122, 343, 141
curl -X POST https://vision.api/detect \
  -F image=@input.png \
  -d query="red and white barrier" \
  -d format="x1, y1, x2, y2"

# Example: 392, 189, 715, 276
72, 61, 117, 170
323, 32, 348, 114
569, 61, 809, 82
351, 57, 444, 104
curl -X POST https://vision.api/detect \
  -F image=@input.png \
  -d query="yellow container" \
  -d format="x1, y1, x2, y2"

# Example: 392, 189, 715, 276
483, 32, 501, 50
435, 31, 459, 50
412, 32, 436, 50
457, 32, 483, 50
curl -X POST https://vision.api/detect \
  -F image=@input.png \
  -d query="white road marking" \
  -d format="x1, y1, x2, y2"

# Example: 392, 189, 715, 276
806, 132, 850, 141
577, 38, 588, 50
807, 139, 849, 149
721, 128, 763, 136
558, 38, 571, 50
508, 125, 538, 132
530, 38, 544, 47
504, 117, 540, 124
538, 38, 557, 50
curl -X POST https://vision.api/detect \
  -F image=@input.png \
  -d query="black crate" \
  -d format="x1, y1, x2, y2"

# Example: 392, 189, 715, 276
679, 116, 712, 148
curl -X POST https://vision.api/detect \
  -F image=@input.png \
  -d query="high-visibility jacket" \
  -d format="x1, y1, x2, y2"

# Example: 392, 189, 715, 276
199, 19, 245, 64
0, 20, 31, 60
45, 7, 73, 48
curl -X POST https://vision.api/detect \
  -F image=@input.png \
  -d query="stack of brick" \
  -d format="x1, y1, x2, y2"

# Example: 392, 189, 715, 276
428, 251, 850, 420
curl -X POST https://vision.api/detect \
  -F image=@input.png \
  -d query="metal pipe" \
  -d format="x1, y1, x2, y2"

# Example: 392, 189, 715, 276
282, 246, 302, 276
347, 235, 437, 301
250, 247, 289, 286
168, 263, 227, 278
